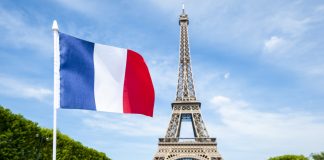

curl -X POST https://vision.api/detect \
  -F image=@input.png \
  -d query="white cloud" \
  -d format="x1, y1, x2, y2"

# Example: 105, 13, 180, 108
82, 112, 169, 137
54, 0, 120, 21
54, 0, 98, 15
208, 95, 324, 159
315, 5, 324, 12
147, 54, 178, 101
0, 6, 51, 54
264, 36, 286, 53
224, 72, 230, 79
211, 96, 231, 106
0, 76, 52, 101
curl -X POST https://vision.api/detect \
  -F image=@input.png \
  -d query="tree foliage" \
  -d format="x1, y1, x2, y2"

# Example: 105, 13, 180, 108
268, 155, 308, 160
312, 152, 324, 160
0, 105, 111, 160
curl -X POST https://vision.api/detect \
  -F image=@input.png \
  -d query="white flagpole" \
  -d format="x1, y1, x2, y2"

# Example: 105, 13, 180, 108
52, 20, 60, 160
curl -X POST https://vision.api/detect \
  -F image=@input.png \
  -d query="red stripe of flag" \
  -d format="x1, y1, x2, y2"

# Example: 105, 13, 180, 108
123, 50, 155, 117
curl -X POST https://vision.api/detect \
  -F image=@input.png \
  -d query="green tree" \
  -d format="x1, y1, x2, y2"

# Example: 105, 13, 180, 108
268, 155, 308, 160
0, 105, 111, 160
312, 152, 324, 160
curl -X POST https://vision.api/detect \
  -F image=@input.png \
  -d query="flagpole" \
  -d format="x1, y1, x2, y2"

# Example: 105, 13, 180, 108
52, 20, 59, 160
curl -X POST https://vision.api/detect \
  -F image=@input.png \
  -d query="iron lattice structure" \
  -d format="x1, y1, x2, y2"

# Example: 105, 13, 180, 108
176, 8, 196, 102
153, 7, 223, 160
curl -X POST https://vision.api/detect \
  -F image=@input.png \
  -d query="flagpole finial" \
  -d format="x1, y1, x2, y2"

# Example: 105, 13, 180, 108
52, 20, 59, 31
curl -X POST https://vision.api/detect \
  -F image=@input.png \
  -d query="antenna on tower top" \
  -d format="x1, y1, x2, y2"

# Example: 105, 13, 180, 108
182, 4, 185, 14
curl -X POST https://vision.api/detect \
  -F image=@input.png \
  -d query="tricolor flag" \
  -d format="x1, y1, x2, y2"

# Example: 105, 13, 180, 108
56, 32, 155, 117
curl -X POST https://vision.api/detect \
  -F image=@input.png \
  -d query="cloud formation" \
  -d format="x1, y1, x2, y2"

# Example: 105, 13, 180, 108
82, 112, 169, 137
0, 76, 52, 101
264, 36, 286, 53
0, 6, 51, 54
209, 95, 324, 159
224, 72, 230, 80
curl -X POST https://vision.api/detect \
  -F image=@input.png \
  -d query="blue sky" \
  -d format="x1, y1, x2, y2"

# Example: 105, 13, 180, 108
1, 0, 324, 159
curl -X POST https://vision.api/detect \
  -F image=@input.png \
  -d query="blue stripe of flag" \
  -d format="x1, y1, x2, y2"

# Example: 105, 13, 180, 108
59, 32, 96, 110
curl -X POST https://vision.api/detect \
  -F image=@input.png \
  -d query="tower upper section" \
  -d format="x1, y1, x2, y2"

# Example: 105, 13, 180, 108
179, 5, 189, 25
176, 6, 196, 102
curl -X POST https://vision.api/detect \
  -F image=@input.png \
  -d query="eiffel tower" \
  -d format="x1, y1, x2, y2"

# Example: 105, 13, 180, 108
153, 5, 223, 160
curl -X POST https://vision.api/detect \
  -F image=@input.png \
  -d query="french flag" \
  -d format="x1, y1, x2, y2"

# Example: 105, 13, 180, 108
57, 32, 154, 117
